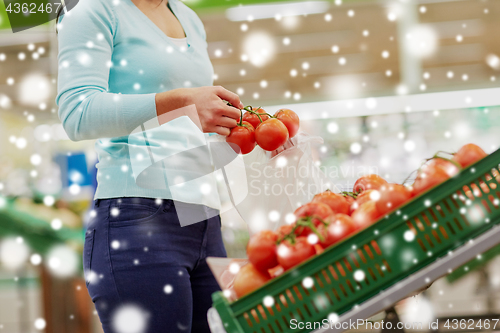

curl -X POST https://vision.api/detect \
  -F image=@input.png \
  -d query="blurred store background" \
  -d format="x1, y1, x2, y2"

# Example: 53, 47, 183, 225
1, 0, 500, 332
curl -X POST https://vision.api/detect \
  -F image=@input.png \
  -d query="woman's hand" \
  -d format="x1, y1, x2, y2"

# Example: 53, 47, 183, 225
155, 86, 244, 136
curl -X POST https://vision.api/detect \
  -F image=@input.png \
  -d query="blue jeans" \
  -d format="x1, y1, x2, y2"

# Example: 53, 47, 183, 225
84, 198, 227, 332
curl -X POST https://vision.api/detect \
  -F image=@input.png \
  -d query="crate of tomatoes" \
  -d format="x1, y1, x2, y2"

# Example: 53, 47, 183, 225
211, 143, 500, 333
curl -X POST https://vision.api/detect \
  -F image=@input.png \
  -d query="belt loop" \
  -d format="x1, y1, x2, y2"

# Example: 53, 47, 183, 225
95, 199, 101, 207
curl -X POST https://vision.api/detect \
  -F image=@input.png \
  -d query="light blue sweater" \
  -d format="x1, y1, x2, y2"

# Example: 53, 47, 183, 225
57, 0, 220, 207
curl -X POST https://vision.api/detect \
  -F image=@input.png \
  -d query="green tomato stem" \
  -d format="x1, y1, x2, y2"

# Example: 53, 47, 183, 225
244, 106, 274, 123
254, 107, 274, 119
296, 216, 325, 242
342, 191, 358, 199
425, 154, 462, 170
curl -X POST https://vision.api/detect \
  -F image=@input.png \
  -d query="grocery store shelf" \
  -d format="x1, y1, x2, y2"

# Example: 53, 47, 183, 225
0, 29, 51, 47
315, 223, 500, 333
264, 87, 500, 120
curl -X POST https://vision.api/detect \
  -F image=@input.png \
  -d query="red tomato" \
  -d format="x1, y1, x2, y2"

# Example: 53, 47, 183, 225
427, 158, 460, 177
276, 237, 316, 270
350, 189, 375, 214
233, 264, 270, 298
276, 224, 294, 239
268, 265, 284, 279
255, 118, 289, 151
247, 230, 279, 272
314, 244, 324, 255
226, 121, 256, 155
412, 165, 450, 196
344, 195, 355, 208
294, 202, 333, 236
375, 184, 412, 216
453, 143, 487, 168
351, 201, 382, 229
274, 109, 300, 138
353, 174, 388, 193
463, 189, 474, 201
242, 107, 269, 129
294, 202, 333, 224
312, 191, 350, 215
463, 182, 490, 200
486, 169, 499, 190
318, 214, 358, 248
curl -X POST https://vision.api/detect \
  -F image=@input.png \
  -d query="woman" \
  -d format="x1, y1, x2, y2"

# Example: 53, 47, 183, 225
56, 0, 242, 331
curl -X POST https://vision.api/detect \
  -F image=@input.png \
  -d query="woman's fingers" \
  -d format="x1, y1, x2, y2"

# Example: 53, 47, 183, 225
217, 116, 238, 129
210, 116, 237, 136
221, 104, 242, 120
214, 126, 231, 136
190, 85, 245, 134
215, 86, 243, 109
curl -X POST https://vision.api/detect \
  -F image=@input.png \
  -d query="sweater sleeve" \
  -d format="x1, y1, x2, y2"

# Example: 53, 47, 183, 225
56, 0, 158, 141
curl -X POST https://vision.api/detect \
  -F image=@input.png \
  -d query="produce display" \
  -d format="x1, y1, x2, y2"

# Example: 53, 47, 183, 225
226, 106, 300, 154
232, 143, 489, 299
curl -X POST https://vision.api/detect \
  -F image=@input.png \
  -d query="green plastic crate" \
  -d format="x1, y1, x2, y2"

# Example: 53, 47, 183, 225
446, 242, 500, 283
212, 149, 500, 333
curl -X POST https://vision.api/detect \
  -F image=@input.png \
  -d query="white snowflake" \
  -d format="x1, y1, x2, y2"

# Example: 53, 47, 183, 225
112, 305, 148, 333
51, 219, 63, 230
34, 318, 46, 330
164, 284, 173, 294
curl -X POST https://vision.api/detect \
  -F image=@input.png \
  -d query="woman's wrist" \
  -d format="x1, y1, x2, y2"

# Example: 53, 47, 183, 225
155, 88, 192, 117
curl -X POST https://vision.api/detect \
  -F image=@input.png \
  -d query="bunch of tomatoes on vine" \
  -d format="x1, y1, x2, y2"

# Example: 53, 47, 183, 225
232, 143, 491, 298
226, 105, 300, 154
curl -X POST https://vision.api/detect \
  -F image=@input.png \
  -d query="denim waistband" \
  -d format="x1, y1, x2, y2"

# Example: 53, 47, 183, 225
94, 197, 220, 226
